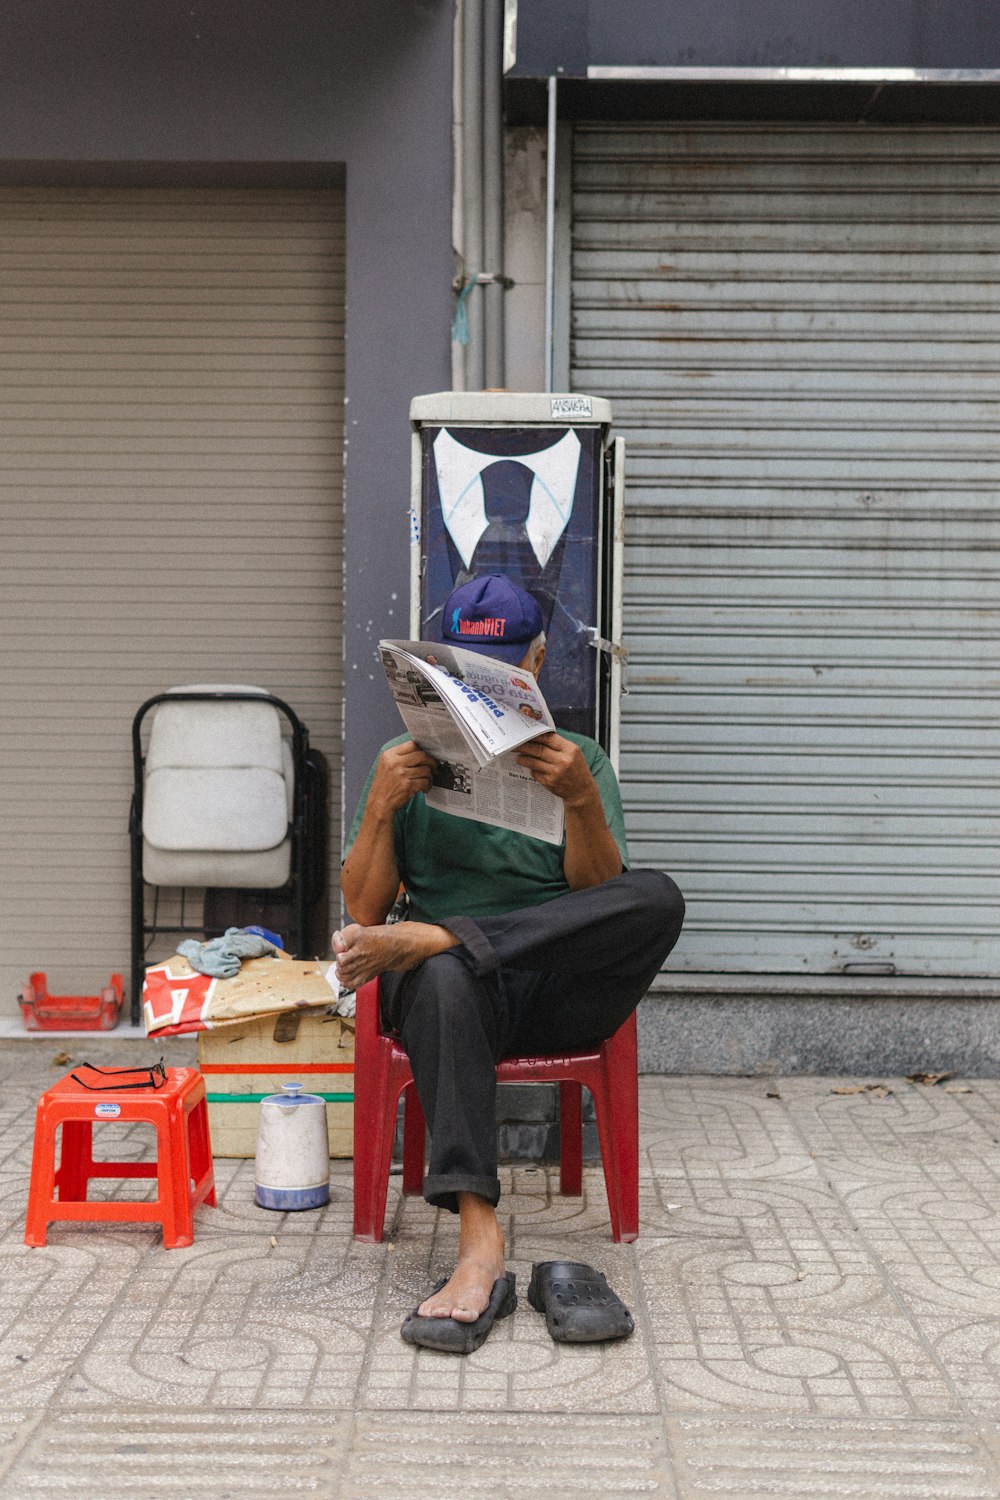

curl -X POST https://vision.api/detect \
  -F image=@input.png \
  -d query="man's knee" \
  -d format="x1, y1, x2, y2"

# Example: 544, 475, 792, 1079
625, 867, 685, 939
399, 952, 493, 1038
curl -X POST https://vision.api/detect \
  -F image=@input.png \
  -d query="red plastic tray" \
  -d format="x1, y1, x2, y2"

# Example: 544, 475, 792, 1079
18, 971, 125, 1031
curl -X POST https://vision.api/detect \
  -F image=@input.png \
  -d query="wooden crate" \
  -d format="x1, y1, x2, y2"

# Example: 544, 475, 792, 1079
197, 1010, 355, 1158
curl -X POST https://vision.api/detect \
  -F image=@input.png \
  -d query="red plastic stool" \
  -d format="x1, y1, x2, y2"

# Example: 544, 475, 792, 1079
352, 977, 639, 1244
24, 1066, 216, 1248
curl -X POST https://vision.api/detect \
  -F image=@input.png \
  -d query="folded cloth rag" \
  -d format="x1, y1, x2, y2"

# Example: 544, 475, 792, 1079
177, 926, 277, 979
324, 963, 356, 1018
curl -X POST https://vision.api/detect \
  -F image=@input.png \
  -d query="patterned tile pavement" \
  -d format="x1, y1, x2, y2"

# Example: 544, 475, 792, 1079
4, 1040, 1000, 1496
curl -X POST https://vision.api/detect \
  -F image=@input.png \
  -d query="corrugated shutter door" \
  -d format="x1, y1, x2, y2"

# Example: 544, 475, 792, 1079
0, 187, 344, 1010
572, 124, 1000, 981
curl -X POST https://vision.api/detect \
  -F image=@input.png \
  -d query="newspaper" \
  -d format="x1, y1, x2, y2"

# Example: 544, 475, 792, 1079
379, 639, 565, 844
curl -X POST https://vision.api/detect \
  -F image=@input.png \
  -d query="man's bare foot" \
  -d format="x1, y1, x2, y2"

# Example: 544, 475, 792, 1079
418, 1193, 505, 1323
331, 921, 459, 990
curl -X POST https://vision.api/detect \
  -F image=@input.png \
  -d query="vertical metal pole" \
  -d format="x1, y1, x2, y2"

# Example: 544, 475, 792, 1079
543, 74, 557, 393
409, 429, 423, 638
462, 0, 485, 391
482, 0, 505, 389
609, 436, 626, 775
451, 0, 467, 391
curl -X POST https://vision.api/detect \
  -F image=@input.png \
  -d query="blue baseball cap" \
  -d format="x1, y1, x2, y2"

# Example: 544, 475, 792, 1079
439, 574, 544, 665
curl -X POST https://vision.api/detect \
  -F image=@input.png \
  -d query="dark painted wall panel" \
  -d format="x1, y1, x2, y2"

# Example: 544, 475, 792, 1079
511, 0, 1000, 74
505, 76, 1000, 126
512, 0, 590, 77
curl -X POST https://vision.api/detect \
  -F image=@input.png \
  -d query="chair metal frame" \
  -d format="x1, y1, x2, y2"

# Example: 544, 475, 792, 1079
129, 690, 322, 1024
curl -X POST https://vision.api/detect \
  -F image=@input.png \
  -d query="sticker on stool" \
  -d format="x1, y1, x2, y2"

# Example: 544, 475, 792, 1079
94, 1102, 121, 1118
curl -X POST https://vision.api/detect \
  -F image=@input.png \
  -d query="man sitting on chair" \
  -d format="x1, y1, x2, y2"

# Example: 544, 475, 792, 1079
334, 574, 684, 1352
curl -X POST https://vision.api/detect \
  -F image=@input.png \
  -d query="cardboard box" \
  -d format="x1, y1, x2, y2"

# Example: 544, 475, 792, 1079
146, 950, 338, 1038
197, 1009, 354, 1158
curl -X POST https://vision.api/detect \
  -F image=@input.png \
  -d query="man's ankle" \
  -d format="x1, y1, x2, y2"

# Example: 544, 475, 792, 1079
456, 1192, 505, 1261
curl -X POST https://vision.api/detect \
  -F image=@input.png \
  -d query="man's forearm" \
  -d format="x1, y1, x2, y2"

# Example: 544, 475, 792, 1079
341, 741, 436, 925
514, 732, 623, 891
340, 810, 401, 925
562, 788, 623, 890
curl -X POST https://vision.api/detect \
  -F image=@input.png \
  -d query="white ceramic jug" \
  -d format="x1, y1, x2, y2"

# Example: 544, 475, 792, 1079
254, 1082, 330, 1210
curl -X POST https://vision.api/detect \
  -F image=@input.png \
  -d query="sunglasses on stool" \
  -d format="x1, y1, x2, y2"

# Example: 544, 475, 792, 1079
70, 1059, 167, 1092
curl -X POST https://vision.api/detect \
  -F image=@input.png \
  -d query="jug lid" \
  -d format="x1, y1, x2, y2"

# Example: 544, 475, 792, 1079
264, 1082, 325, 1107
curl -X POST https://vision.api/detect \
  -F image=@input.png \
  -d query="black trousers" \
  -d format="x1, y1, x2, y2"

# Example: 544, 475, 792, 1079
379, 868, 685, 1213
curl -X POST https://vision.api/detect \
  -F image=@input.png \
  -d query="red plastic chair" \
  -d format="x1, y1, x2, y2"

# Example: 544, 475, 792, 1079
352, 977, 639, 1243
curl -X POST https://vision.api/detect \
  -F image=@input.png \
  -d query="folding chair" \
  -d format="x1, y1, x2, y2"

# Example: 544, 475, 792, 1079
129, 686, 326, 1023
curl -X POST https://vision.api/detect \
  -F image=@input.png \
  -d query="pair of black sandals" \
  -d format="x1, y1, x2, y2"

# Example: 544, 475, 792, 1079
400, 1260, 634, 1355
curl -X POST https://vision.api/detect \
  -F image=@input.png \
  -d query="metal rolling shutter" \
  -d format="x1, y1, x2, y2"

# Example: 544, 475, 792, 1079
572, 124, 1000, 981
0, 187, 344, 1011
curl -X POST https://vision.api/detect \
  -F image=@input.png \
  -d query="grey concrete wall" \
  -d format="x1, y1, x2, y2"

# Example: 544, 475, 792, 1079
0, 0, 455, 836
639, 991, 1000, 1077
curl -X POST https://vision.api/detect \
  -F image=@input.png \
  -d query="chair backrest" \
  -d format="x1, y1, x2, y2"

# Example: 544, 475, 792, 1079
142, 686, 292, 855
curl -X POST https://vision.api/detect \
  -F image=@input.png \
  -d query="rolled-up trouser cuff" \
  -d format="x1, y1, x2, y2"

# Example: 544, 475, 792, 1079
443, 914, 499, 976
423, 1172, 501, 1215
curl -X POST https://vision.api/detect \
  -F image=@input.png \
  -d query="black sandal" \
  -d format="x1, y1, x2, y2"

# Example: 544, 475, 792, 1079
400, 1271, 517, 1355
527, 1260, 634, 1343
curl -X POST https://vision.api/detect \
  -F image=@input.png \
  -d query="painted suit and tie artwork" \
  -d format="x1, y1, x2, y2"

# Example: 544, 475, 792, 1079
418, 424, 603, 738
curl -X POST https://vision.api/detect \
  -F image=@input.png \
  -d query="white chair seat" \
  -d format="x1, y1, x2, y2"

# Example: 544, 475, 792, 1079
141, 686, 295, 891
144, 767, 289, 853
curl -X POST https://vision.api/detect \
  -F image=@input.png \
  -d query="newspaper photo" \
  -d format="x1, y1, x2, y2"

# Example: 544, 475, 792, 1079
379, 639, 565, 844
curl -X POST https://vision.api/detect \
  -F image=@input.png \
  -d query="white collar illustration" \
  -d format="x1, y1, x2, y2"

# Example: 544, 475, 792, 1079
432, 427, 582, 569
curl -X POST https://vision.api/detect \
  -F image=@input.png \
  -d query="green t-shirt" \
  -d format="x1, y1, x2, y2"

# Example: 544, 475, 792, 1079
345, 731, 629, 924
